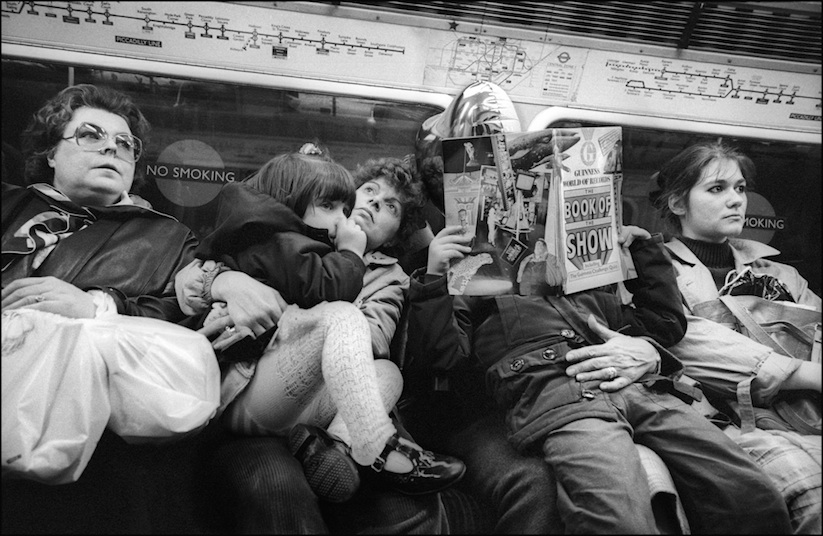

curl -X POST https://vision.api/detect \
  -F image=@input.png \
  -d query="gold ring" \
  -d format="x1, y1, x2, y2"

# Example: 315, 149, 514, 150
34, 295, 45, 302
605, 366, 617, 380
224, 325, 236, 333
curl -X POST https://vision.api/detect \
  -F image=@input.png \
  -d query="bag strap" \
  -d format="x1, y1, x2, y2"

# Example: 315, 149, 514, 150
641, 373, 704, 404
735, 376, 758, 434
718, 294, 794, 357
773, 395, 823, 436
718, 294, 821, 434
758, 320, 814, 350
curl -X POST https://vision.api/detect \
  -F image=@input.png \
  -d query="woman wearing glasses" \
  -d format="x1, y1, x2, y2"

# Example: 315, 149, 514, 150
1, 84, 450, 535
2, 83, 282, 324
1, 83, 191, 317
1, 84, 286, 473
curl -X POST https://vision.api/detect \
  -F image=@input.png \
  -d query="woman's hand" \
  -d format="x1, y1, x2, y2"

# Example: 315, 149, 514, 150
1, 276, 96, 318
210, 271, 287, 337
783, 361, 822, 393
564, 314, 661, 392
427, 225, 473, 276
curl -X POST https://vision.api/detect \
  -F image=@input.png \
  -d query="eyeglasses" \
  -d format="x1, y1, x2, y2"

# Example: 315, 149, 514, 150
61, 122, 143, 162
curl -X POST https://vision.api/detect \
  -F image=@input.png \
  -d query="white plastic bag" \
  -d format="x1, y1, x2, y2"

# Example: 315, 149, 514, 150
2, 309, 110, 484
2, 309, 220, 484
101, 314, 220, 443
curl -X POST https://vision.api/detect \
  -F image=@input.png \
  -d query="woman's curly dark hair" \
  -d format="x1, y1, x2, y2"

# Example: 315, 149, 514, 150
352, 156, 428, 253
21, 84, 151, 189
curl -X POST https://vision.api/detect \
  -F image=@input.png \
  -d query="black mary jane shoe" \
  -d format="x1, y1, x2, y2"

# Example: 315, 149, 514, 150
288, 424, 361, 503
364, 433, 466, 495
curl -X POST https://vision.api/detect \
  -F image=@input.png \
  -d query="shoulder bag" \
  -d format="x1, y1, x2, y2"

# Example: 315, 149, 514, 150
692, 294, 821, 435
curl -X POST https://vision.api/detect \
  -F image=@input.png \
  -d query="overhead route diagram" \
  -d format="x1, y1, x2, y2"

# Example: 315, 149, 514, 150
3, 1, 404, 54
4, 1, 820, 133
0, 1, 426, 87
424, 34, 588, 102
580, 51, 821, 132
426, 30, 820, 133
619, 62, 817, 108
445, 37, 534, 87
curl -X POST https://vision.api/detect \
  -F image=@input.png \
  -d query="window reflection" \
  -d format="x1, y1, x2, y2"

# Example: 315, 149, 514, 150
2, 59, 442, 240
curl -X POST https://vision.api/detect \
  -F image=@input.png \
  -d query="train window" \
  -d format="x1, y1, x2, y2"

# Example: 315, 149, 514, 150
1, 58, 444, 239
529, 111, 821, 295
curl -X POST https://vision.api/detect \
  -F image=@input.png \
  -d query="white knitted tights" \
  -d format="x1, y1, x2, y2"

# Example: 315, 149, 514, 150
225, 301, 400, 466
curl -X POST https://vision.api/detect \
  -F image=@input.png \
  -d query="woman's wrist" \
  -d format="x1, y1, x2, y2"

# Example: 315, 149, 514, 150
202, 263, 230, 304
783, 361, 822, 392
88, 289, 119, 318
209, 268, 240, 303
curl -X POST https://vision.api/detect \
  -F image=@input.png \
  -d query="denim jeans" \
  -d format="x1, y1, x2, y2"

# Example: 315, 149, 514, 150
541, 384, 792, 534
726, 426, 822, 534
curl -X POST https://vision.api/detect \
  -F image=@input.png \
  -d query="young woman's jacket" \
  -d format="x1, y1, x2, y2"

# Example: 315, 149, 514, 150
665, 237, 821, 407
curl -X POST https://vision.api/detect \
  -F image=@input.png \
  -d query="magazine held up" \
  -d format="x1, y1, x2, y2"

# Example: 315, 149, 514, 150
442, 126, 636, 296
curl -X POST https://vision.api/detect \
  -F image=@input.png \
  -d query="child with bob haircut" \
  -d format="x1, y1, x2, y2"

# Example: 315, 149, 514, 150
177, 144, 465, 503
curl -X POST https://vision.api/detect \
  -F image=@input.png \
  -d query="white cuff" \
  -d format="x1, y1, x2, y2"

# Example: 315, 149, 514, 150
88, 289, 119, 318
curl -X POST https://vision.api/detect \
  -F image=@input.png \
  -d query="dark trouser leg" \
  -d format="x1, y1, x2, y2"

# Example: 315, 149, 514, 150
446, 412, 562, 534
621, 385, 792, 534
322, 483, 449, 534
213, 435, 330, 534
541, 416, 657, 534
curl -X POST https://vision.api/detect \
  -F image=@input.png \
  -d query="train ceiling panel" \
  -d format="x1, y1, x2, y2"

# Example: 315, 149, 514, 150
326, 1, 821, 65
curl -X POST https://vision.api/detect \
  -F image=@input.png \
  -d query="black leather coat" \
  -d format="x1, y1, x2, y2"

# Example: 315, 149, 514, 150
2, 183, 197, 321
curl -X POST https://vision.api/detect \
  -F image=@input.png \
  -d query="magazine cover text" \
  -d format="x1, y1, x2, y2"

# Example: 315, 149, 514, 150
442, 127, 629, 296
556, 126, 626, 294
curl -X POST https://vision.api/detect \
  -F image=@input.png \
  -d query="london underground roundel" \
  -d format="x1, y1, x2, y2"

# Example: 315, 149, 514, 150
147, 139, 237, 207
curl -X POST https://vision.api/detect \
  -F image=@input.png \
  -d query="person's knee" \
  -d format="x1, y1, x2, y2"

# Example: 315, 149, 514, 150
316, 301, 368, 331
374, 359, 403, 410
499, 457, 554, 492
317, 300, 359, 317
374, 359, 402, 386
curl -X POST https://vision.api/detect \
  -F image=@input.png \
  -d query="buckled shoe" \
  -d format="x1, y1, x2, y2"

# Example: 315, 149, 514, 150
365, 433, 466, 495
288, 424, 361, 503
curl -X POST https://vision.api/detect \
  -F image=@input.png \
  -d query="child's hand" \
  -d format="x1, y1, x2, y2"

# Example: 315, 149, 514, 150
334, 217, 367, 257
427, 225, 473, 276
203, 301, 230, 326
200, 302, 255, 349
619, 225, 651, 249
